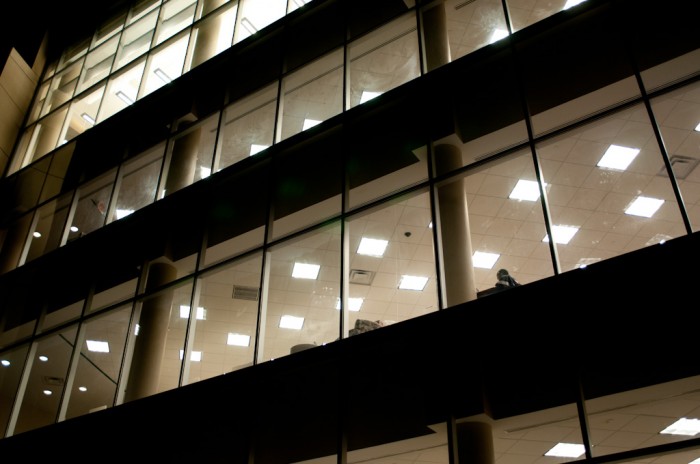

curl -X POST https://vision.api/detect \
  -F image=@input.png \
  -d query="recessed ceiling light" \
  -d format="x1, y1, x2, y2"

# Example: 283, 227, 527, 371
115, 209, 134, 219
43, 389, 53, 396
660, 418, 700, 436
292, 262, 320, 279
115, 90, 135, 105
543, 225, 579, 244
227, 333, 251, 346
279, 315, 304, 330
360, 91, 382, 103
335, 297, 364, 312
70, 226, 79, 232
489, 28, 508, 44
179, 305, 207, 320
200, 167, 211, 178
179, 350, 202, 361
563, 0, 586, 9
509, 179, 543, 201
597, 144, 640, 170
472, 251, 500, 269
357, 237, 389, 257
78, 386, 88, 392
250, 144, 268, 156
153, 68, 172, 83
695, 122, 700, 132
399, 275, 428, 291
1, 360, 10, 367
33, 231, 42, 238
545, 443, 585, 458
81, 113, 96, 125
39, 355, 48, 362
86, 340, 110, 353
303, 118, 322, 130
625, 196, 664, 218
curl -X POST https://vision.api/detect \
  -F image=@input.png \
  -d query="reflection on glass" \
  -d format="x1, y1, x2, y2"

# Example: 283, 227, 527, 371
184, 254, 262, 385
77, 35, 120, 94
13, 327, 78, 435
186, 3, 237, 71
68, 171, 117, 241
154, 0, 197, 46
346, 191, 437, 335
23, 194, 72, 265
42, 61, 83, 119
260, 224, 341, 362
109, 144, 164, 224
536, 104, 687, 273
650, 81, 700, 232
348, 12, 420, 109
63, 306, 131, 420
140, 33, 189, 98
92, 12, 127, 49
278, 49, 343, 142
15, 107, 70, 170
443, 0, 509, 61
88, 263, 140, 313
217, 83, 278, 171
114, 7, 159, 71
98, 59, 147, 122
0, 344, 30, 437
233, 0, 286, 44
57, 38, 90, 74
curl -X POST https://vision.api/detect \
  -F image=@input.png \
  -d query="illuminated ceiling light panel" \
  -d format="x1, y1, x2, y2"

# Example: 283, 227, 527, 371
200, 167, 211, 179
86, 340, 110, 353
543, 225, 579, 244
509, 179, 542, 201
179, 305, 207, 320
279, 315, 304, 330
690, 459, 700, 464
292, 262, 320, 279
545, 443, 585, 458
33, 231, 42, 238
489, 28, 508, 44
360, 91, 382, 104
625, 196, 664, 218
660, 418, 700, 436
78, 386, 88, 392
472, 251, 500, 269
115, 90, 135, 105
249, 144, 269, 156
43, 390, 53, 396
563, 0, 586, 9
695, 122, 700, 132
597, 144, 640, 170
1, 360, 10, 366
153, 67, 172, 83
70, 226, 79, 232
227, 333, 251, 347
357, 237, 389, 257
303, 118, 322, 130
335, 297, 364, 312
81, 113, 96, 125
115, 209, 135, 219
179, 350, 202, 361
399, 275, 428, 291
39, 355, 48, 362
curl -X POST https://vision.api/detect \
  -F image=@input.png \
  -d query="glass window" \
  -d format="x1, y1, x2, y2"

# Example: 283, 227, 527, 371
88, 261, 140, 314
67, 170, 117, 241
287, 0, 313, 14
76, 35, 120, 94
114, 6, 159, 72
14, 108, 69, 170
233, 0, 286, 45
97, 58, 147, 122
41, 61, 84, 118
216, 83, 278, 172
278, 49, 343, 142
57, 38, 90, 73
184, 253, 262, 385
12, 327, 78, 435
260, 223, 341, 362
26, 80, 51, 125
22, 193, 72, 265
39, 143, 77, 203
536, 104, 689, 273
0, 213, 33, 275
0, 344, 30, 438
60, 84, 106, 144
40, 272, 88, 333
139, 32, 189, 98
347, 12, 420, 110
345, 191, 438, 335
506, 0, 583, 33
92, 11, 127, 49
161, 113, 218, 198
128, 0, 162, 26
442, 0, 509, 62
108, 143, 164, 224
153, 0, 197, 46
185, 2, 237, 71
650, 82, 700, 233
63, 306, 131, 420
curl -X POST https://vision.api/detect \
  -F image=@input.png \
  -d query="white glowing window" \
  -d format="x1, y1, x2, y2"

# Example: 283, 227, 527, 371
357, 238, 388, 257
86, 340, 110, 353
399, 275, 428, 291
543, 225, 579, 244
279, 315, 304, 330
472, 251, 500, 269
292, 262, 320, 279
509, 179, 542, 201
227, 333, 251, 347
545, 443, 585, 458
597, 144, 640, 170
625, 196, 664, 218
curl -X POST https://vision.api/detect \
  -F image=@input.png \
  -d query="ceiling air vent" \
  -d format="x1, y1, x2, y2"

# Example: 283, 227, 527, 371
349, 269, 375, 285
42, 376, 64, 386
658, 155, 699, 180
232, 285, 260, 301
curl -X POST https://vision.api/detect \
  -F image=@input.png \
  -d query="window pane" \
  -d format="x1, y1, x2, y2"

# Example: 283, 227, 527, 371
186, 3, 237, 71
23, 194, 72, 265
346, 191, 437, 335
217, 83, 278, 171
76, 35, 120, 94
109, 143, 164, 224
114, 8, 159, 71
16, 107, 69, 168
68, 170, 117, 240
26, 80, 51, 125
233, 0, 286, 45
61, 84, 106, 144
506, 0, 582, 33
57, 38, 90, 73
88, 261, 139, 313
92, 11, 127, 49
42, 61, 84, 118
0, 344, 30, 437
97, 58, 147, 122
536, 104, 689, 273
348, 12, 420, 110
443, 0, 509, 62
278, 49, 343, 142
185, 253, 262, 385
140, 33, 189, 98
154, 0, 197, 46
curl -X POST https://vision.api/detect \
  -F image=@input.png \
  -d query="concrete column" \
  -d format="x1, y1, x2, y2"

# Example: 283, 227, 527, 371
456, 421, 495, 464
435, 144, 477, 305
124, 262, 177, 402
164, 128, 201, 196
422, 0, 451, 72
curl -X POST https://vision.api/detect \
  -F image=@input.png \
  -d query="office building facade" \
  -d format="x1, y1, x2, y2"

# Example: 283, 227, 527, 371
1, 0, 700, 461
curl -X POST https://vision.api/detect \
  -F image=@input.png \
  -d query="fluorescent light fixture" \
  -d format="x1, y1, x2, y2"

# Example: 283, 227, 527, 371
1, 360, 10, 367
39, 355, 48, 362
115, 90, 135, 105
200, 167, 211, 179
489, 28, 508, 44
543, 225, 579, 244
660, 418, 700, 436
360, 91, 382, 103
563, 0, 586, 9
399, 275, 428, 291
43, 390, 53, 396
241, 17, 258, 35
292, 262, 320, 279
545, 443, 585, 458
179, 305, 207, 320
86, 340, 110, 353
303, 118, 322, 130
70, 226, 79, 232
33, 231, 42, 238
153, 67, 172, 83
115, 209, 135, 219
335, 297, 364, 312
357, 237, 389, 257
509, 179, 542, 201
249, 144, 269, 156
279, 315, 304, 330
597, 144, 640, 170
625, 196, 664, 218
690, 459, 700, 464
78, 386, 88, 392
472, 251, 500, 269
695, 122, 700, 132
179, 350, 202, 361
227, 333, 251, 346
81, 113, 96, 125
